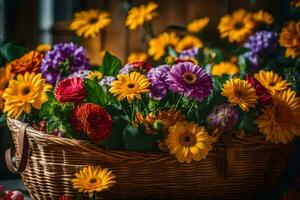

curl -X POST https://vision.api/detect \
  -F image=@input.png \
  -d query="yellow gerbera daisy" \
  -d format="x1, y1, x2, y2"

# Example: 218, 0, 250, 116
109, 72, 150, 103
126, 2, 158, 30
72, 165, 116, 197
211, 62, 239, 76
36, 44, 51, 53
221, 78, 258, 111
254, 70, 290, 95
187, 17, 210, 33
166, 121, 216, 163
252, 10, 274, 25
87, 71, 103, 82
279, 21, 300, 59
70, 9, 111, 38
134, 109, 185, 134
2, 72, 52, 119
175, 35, 203, 53
148, 32, 179, 60
255, 89, 300, 144
127, 52, 148, 63
0, 64, 14, 111
218, 9, 255, 43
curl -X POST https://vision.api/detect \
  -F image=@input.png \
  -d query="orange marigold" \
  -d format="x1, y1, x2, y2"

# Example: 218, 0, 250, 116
11, 51, 43, 74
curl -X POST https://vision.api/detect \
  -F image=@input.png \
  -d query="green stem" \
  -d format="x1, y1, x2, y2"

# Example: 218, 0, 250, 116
187, 99, 197, 117
120, 101, 131, 121
141, 98, 150, 113
174, 94, 183, 110
131, 101, 135, 125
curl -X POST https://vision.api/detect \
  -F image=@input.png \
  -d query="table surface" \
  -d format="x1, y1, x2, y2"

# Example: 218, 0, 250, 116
0, 179, 30, 199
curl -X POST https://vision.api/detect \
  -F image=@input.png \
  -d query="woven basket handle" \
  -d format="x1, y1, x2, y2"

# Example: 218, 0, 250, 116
222, 134, 235, 178
5, 124, 30, 173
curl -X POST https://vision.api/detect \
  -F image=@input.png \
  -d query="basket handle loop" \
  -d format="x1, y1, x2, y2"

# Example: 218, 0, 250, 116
5, 124, 30, 173
222, 134, 235, 178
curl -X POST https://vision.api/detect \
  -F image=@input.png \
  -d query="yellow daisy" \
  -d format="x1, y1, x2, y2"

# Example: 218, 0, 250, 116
218, 9, 255, 43
87, 71, 103, 82
70, 9, 111, 38
175, 35, 203, 53
187, 17, 210, 33
255, 89, 300, 144
0, 64, 14, 111
279, 21, 300, 59
166, 121, 216, 163
127, 52, 148, 63
36, 44, 51, 53
254, 70, 290, 95
252, 10, 274, 25
221, 78, 258, 111
2, 72, 52, 119
109, 72, 150, 103
126, 2, 158, 30
134, 109, 185, 135
148, 32, 180, 60
72, 165, 116, 197
211, 62, 239, 76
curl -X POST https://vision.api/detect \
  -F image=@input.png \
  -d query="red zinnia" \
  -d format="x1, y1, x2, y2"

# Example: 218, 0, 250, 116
54, 77, 86, 103
71, 103, 112, 143
246, 74, 272, 105
130, 61, 152, 72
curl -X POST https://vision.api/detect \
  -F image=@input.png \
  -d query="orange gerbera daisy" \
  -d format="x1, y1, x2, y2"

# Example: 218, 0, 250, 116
10, 51, 43, 74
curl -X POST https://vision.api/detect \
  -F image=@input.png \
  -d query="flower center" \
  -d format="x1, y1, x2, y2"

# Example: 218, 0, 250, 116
127, 83, 136, 89
89, 17, 99, 24
183, 72, 197, 85
269, 81, 276, 87
180, 133, 196, 147
234, 22, 244, 30
234, 89, 244, 98
21, 86, 31, 96
90, 178, 97, 184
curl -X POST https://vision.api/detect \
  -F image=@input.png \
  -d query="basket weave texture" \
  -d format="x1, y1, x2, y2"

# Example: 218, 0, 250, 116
7, 118, 290, 200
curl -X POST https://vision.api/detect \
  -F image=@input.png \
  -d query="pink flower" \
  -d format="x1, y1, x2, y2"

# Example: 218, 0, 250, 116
54, 77, 86, 103
246, 74, 272, 105
3, 191, 24, 200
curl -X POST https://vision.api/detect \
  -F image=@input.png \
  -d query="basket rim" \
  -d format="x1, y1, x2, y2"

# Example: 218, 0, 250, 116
7, 118, 287, 157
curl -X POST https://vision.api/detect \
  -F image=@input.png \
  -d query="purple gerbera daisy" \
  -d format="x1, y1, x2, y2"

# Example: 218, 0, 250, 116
147, 65, 170, 100
166, 62, 213, 101
40, 42, 90, 84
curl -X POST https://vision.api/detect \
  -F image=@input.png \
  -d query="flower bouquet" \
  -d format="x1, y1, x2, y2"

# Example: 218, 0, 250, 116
1, 1, 300, 200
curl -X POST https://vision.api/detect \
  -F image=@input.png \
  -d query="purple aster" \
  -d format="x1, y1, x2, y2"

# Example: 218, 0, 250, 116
244, 31, 278, 68
119, 61, 152, 74
166, 62, 213, 101
40, 42, 90, 84
207, 103, 239, 133
69, 70, 91, 79
179, 47, 199, 58
99, 76, 116, 87
147, 65, 170, 100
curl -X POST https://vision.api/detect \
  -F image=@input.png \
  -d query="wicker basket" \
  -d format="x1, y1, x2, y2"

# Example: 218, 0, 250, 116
5, 118, 290, 200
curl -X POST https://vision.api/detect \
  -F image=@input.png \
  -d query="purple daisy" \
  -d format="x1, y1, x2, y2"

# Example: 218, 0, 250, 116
40, 42, 90, 84
244, 31, 278, 68
69, 70, 91, 79
147, 65, 170, 100
207, 103, 239, 133
166, 62, 213, 101
179, 47, 199, 59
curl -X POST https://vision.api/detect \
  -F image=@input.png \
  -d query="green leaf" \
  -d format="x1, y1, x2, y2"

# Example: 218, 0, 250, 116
85, 79, 109, 105
47, 117, 60, 133
238, 55, 247, 78
238, 110, 258, 132
106, 118, 128, 150
39, 101, 53, 118
122, 125, 158, 151
0, 42, 27, 61
0, 114, 7, 124
196, 48, 205, 62
101, 52, 122, 76
167, 46, 178, 57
